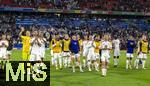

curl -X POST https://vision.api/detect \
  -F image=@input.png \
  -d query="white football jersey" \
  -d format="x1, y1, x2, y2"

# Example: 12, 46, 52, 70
30, 37, 41, 52
39, 38, 46, 50
82, 40, 89, 50
100, 40, 112, 54
112, 39, 120, 50
87, 40, 95, 53
0, 40, 9, 50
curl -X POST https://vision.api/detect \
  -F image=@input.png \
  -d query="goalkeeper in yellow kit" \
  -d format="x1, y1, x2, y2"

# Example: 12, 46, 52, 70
19, 27, 31, 61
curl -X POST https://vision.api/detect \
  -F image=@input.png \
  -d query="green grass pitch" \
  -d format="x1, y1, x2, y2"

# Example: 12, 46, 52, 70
11, 50, 150, 86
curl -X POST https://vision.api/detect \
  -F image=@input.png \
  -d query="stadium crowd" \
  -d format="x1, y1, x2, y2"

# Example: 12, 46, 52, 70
0, 0, 149, 12
0, 14, 150, 50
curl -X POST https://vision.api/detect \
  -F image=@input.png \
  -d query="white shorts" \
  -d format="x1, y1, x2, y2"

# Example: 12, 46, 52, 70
101, 53, 110, 62
87, 52, 95, 61
0, 49, 7, 59
30, 54, 41, 61
72, 53, 80, 59
138, 53, 147, 59
53, 53, 61, 60
30, 50, 41, 61
62, 52, 70, 57
40, 51, 45, 58
82, 49, 88, 57
95, 53, 100, 60
126, 53, 134, 58
114, 49, 120, 56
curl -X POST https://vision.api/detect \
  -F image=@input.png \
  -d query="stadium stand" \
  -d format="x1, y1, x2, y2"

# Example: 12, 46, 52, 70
0, 0, 149, 49
0, 13, 149, 49
0, 0, 149, 12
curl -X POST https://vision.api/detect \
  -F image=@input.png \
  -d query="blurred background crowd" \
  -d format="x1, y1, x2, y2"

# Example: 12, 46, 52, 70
0, 0, 149, 12
0, 13, 150, 49
0, 0, 150, 49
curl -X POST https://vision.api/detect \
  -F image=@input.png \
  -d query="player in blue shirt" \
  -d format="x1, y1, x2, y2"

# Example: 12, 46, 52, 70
126, 35, 136, 70
69, 35, 83, 73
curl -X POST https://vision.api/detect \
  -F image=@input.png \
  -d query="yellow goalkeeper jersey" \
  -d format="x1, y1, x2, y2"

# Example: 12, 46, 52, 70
94, 41, 101, 53
21, 36, 31, 53
52, 39, 62, 53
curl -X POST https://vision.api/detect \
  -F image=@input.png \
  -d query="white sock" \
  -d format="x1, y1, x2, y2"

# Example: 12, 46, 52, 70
96, 62, 99, 70
55, 61, 58, 69
126, 60, 129, 69
68, 58, 71, 66
136, 59, 139, 68
94, 62, 98, 70
64, 58, 68, 67
129, 60, 132, 68
142, 60, 146, 68
51, 57, 54, 65
114, 59, 117, 66
72, 66, 75, 72
117, 59, 119, 65
102, 68, 105, 76
87, 61, 91, 71
83, 59, 86, 67
104, 69, 107, 76
59, 57, 62, 68
134, 59, 137, 67
79, 64, 83, 72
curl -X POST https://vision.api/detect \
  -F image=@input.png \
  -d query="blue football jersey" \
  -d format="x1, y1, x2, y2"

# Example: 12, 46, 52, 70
69, 40, 80, 54
127, 40, 136, 53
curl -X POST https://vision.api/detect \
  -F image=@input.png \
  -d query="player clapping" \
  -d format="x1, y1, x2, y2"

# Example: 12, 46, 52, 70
93, 35, 101, 71
86, 35, 96, 71
82, 35, 89, 68
52, 35, 62, 70
0, 34, 9, 69
100, 34, 112, 76
38, 31, 46, 61
0, 34, 9, 60
30, 31, 42, 61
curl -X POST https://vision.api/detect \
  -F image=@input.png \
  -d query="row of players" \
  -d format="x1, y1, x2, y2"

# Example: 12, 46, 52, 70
0, 27, 148, 76
50, 33, 149, 76
0, 27, 46, 70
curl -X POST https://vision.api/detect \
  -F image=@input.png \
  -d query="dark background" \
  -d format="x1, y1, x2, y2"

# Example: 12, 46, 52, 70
0, 61, 50, 86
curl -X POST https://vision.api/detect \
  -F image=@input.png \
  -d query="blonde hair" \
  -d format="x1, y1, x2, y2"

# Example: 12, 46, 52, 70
103, 34, 109, 40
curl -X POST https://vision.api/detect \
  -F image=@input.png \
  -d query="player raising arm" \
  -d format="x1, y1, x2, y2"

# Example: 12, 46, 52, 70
19, 27, 31, 61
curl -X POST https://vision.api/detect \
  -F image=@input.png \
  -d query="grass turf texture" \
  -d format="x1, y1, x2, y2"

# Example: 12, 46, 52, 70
11, 50, 150, 86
